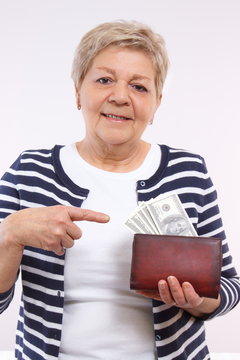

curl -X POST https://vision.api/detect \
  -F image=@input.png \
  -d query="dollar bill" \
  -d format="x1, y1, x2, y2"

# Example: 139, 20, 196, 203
124, 193, 197, 236
137, 202, 159, 234
124, 219, 144, 234
125, 210, 154, 234
147, 193, 197, 236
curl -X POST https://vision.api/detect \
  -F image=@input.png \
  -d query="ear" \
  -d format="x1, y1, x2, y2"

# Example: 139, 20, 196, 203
75, 84, 81, 109
156, 93, 162, 109
149, 94, 162, 125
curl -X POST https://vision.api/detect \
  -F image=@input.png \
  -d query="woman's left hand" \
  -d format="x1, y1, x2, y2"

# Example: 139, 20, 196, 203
136, 276, 221, 317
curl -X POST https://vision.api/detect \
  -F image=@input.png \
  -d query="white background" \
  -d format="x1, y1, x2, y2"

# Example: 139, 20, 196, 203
0, 0, 240, 354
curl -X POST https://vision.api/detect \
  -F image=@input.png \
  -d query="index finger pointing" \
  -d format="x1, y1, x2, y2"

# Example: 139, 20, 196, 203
66, 207, 110, 223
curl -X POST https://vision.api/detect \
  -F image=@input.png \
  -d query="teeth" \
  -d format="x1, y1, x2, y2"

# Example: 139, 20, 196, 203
105, 114, 128, 120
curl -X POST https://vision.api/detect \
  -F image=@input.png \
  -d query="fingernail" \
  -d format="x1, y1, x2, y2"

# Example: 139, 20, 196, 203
167, 276, 175, 284
183, 282, 191, 289
103, 215, 110, 222
159, 280, 166, 289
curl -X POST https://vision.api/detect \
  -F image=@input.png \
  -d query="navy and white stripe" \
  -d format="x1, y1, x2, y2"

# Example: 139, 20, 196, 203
0, 144, 239, 360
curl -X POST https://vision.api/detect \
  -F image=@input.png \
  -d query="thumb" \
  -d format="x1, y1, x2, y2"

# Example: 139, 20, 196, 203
66, 206, 110, 223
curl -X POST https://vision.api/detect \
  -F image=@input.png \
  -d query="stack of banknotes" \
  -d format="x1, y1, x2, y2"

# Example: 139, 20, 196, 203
125, 193, 197, 236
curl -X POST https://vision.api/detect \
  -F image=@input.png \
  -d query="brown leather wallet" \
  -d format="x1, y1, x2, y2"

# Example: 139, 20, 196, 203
130, 234, 222, 299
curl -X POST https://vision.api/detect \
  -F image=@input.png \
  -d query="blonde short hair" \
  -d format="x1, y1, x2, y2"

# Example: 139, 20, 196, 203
71, 20, 169, 96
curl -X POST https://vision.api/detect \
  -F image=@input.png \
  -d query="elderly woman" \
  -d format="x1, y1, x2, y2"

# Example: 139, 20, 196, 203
0, 20, 239, 360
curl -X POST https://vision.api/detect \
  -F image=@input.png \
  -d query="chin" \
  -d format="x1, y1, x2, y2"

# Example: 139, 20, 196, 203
98, 131, 134, 146
101, 138, 131, 146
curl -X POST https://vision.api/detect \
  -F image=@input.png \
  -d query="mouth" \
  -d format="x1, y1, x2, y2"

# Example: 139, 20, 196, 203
101, 113, 132, 121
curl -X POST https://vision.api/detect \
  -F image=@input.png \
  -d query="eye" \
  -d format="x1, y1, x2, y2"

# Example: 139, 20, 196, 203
96, 77, 112, 85
131, 84, 148, 93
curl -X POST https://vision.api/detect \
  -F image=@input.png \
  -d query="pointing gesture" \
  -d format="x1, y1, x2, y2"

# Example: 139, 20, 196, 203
0, 205, 110, 292
1, 205, 110, 256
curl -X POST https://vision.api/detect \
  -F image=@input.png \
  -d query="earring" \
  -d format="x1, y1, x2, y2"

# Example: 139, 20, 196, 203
77, 105, 81, 110
148, 119, 153, 125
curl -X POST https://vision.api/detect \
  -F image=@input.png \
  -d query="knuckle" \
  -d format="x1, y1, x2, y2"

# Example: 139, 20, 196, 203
74, 228, 82, 239
42, 238, 60, 251
171, 287, 178, 295
67, 240, 74, 248
62, 238, 74, 249
52, 225, 66, 238
54, 204, 65, 211
177, 299, 186, 307
52, 205, 68, 219
41, 242, 52, 252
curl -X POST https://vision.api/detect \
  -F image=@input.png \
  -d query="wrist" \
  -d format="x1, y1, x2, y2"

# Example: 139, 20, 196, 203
0, 219, 24, 253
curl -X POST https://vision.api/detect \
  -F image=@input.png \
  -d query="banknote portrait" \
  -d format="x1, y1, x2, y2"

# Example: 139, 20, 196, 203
160, 215, 189, 235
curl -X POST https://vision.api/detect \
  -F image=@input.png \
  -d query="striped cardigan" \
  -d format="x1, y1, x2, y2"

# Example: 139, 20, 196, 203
0, 144, 239, 360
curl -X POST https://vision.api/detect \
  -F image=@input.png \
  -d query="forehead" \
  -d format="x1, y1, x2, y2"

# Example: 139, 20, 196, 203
89, 46, 156, 79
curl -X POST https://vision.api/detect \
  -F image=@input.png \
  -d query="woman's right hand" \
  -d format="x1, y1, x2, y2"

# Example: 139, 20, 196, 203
0, 205, 109, 293
0, 205, 110, 256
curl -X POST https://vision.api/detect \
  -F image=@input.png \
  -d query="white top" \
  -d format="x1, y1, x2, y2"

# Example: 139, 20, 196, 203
58, 143, 161, 360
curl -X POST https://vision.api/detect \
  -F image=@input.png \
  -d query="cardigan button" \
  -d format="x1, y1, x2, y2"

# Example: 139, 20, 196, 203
57, 290, 61, 297
140, 181, 146, 187
155, 334, 161, 341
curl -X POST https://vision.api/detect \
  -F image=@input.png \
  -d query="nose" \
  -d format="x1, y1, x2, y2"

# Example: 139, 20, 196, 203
108, 81, 130, 106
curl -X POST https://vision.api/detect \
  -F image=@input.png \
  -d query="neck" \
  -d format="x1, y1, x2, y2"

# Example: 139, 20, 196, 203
76, 139, 151, 172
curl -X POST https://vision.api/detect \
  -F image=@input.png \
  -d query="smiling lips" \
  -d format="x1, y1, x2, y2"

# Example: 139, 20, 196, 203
101, 113, 132, 121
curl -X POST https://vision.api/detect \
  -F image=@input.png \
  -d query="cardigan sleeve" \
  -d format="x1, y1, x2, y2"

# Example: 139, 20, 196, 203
0, 155, 22, 314
0, 154, 22, 221
0, 286, 15, 314
195, 156, 240, 319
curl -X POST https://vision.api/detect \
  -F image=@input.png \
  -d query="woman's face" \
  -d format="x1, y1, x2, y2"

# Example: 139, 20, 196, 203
76, 46, 162, 147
